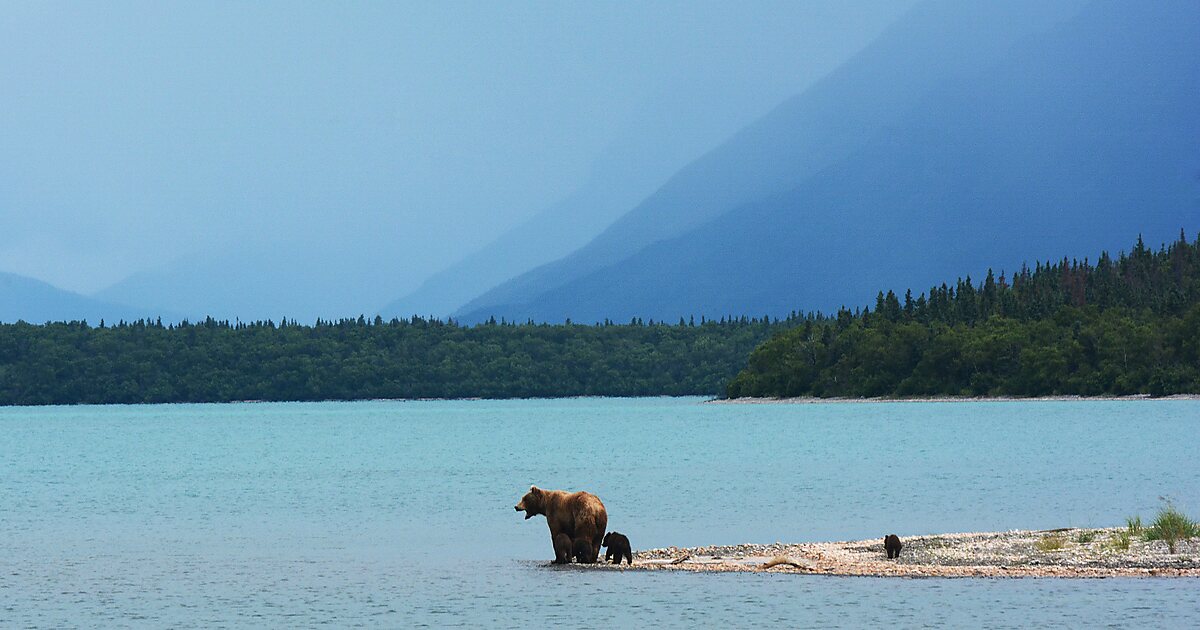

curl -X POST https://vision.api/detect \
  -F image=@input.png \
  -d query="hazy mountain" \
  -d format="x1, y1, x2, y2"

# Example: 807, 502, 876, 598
94, 239, 418, 324
0, 271, 168, 324
377, 100, 694, 320
457, 0, 1199, 324
379, 23, 920, 320
52, 3, 915, 325
454, 0, 1089, 321
378, 184, 631, 320
379, 79, 796, 319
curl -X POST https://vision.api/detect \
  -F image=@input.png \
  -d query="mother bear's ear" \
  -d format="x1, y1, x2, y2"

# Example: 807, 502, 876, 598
529, 485, 541, 494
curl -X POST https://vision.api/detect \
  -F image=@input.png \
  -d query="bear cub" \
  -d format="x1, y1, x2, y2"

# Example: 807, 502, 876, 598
602, 532, 633, 565
553, 533, 573, 564
884, 534, 903, 559
572, 538, 594, 564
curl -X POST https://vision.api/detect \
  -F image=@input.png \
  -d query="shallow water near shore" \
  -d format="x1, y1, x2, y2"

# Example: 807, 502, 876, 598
2, 397, 1198, 627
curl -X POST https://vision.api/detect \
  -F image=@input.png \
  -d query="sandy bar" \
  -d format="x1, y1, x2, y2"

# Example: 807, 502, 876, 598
571, 528, 1200, 578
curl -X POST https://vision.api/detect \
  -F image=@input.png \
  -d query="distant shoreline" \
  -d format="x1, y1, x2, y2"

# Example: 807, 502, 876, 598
713, 394, 1200, 405
7, 393, 1200, 410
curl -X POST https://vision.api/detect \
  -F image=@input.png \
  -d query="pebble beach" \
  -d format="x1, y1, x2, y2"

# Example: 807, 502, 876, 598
713, 394, 1200, 405
575, 528, 1200, 578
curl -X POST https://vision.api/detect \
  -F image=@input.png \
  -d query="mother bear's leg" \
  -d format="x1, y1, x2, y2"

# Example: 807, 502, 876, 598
547, 522, 566, 560
593, 511, 608, 563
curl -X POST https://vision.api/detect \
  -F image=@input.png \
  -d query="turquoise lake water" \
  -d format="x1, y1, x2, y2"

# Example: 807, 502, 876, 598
1, 397, 1198, 627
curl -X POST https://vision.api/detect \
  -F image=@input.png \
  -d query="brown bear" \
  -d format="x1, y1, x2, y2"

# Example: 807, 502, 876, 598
553, 533, 573, 565
602, 531, 633, 565
884, 534, 903, 559
515, 485, 607, 563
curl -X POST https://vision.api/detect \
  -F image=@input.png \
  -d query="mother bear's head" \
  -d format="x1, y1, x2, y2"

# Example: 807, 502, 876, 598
514, 485, 544, 520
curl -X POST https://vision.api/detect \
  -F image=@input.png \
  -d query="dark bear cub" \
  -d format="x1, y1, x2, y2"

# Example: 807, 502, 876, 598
553, 533, 573, 564
884, 534, 903, 559
602, 532, 633, 565
572, 538, 594, 564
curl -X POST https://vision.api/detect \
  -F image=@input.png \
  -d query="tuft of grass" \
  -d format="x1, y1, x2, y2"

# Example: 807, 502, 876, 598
1106, 530, 1132, 552
1143, 502, 1199, 554
1126, 515, 1143, 535
1035, 535, 1067, 552
1074, 530, 1096, 544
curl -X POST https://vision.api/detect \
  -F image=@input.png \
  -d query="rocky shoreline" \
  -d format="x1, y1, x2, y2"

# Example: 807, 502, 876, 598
712, 394, 1200, 404
574, 528, 1200, 578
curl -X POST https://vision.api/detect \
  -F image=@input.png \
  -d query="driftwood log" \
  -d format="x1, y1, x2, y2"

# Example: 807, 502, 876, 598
761, 556, 807, 569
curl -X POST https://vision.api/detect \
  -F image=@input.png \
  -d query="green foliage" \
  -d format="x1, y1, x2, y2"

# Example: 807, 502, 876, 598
1126, 516, 1144, 535
1035, 535, 1067, 552
728, 233, 1200, 398
1074, 530, 1096, 544
1143, 502, 1199, 554
0, 315, 794, 406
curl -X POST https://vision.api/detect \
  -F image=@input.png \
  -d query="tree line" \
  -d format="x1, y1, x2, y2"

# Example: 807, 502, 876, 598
0, 314, 791, 406
4, 232, 1196, 405
726, 232, 1200, 398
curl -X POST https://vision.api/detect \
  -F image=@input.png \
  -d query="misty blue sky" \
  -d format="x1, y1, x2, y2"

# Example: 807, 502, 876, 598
1, 1, 914, 310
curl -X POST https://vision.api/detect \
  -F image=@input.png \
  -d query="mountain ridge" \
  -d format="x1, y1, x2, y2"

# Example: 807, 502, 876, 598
454, 0, 1089, 321
0, 271, 174, 324
457, 0, 1198, 324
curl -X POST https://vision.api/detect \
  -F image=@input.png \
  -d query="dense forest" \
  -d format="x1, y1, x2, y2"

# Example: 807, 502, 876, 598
0, 314, 790, 405
726, 232, 1200, 399
4, 233, 1197, 406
